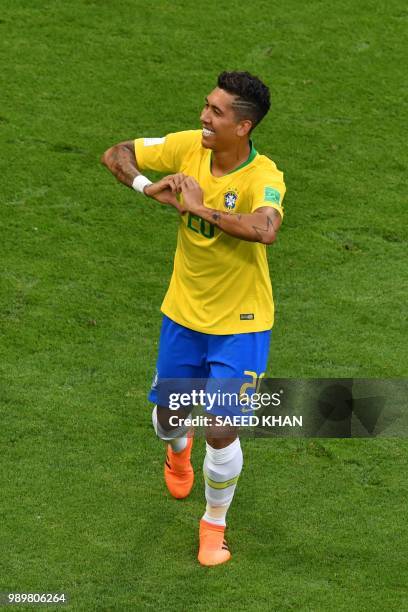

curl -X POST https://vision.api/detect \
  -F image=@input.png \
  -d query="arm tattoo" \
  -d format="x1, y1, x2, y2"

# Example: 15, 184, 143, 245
210, 209, 277, 243
104, 144, 137, 187
211, 210, 240, 224
251, 214, 277, 243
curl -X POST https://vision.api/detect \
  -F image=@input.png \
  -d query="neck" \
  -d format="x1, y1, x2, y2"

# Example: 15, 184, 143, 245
211, 139, 251, 177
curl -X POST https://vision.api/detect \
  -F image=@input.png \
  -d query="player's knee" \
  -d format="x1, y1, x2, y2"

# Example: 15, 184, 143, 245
205, 425, 238, 449
156, 406, 172, 431
155, 406, 187, 431
205, 435, 236, 449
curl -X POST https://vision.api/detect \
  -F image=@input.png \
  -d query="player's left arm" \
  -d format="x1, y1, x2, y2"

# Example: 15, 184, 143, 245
180, 176, 282, 244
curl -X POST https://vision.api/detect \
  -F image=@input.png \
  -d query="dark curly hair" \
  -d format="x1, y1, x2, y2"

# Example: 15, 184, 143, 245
217, 71, 271, 131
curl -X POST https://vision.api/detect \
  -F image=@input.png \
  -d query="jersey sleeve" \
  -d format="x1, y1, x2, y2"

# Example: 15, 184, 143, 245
134, 130, 200, 174
250, 175, 286, 218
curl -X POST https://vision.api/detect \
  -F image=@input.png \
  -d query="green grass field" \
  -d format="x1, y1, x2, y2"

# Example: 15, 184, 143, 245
1, 0, 407, 610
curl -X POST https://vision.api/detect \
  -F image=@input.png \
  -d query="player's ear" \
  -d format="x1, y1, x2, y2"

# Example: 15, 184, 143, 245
236, 119, 252, 137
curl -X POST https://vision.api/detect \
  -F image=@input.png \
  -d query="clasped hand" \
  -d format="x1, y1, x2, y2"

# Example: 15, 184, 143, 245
144, 173, 204, 215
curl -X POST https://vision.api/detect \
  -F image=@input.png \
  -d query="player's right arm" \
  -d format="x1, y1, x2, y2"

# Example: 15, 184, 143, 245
101, 140, 138, 187
101, 140, 185, 211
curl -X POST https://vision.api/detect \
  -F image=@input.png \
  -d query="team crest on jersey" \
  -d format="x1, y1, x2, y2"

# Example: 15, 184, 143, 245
224, 189, 238, 210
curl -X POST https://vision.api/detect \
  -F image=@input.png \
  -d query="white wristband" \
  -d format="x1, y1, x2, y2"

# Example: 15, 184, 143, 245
132, 175, 152, 193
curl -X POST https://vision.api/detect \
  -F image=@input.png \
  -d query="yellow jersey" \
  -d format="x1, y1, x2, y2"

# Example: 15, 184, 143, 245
134, 130, 285, 334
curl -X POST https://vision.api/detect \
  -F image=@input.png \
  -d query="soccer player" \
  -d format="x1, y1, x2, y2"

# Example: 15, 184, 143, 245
101, 71, 285, 566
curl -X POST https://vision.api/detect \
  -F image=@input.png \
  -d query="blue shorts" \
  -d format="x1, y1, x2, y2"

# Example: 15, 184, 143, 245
148, 315, 271, 418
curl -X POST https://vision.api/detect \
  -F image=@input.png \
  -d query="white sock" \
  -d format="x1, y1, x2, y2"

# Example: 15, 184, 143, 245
151, 405, 188, 453
202, 503, 230, 527
202, 438, 243, 527
168, 437, 187, 453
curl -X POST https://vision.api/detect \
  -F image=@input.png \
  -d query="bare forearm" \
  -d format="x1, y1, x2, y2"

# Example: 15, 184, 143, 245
100, 141, 140, 187
197, 206, 280, 245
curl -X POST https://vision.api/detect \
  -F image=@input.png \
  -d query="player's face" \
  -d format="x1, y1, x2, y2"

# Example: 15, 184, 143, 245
200, 88, 251, 151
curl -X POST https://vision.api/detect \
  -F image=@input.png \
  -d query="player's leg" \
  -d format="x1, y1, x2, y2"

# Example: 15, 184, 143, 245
149, 315, 207, 498
198, 329, 271, 566
198, 422, 241, 566
151, 404, 195, 499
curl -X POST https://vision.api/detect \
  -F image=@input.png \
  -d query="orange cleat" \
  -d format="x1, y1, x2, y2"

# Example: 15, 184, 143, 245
198, 519, 231, 566
164, 436, 194, 499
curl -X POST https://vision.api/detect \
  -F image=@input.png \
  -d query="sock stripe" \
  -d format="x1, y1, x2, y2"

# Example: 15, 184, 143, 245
204, 471, 239, 490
